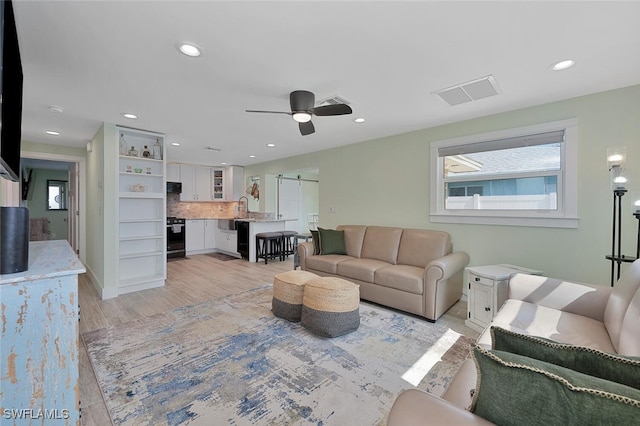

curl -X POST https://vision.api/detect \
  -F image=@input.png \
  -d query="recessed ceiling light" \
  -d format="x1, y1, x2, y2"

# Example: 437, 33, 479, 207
248, 155, 256, 158
221, 162, 228, 165
354, 117, 366, 123
122, 113, 138, 119
177, 42, 202, 57
48, 105, 64, 114
266, 143, 276, 148
550, 59, 575, 71
171, 142, 181, 146
45, 130, 60, 136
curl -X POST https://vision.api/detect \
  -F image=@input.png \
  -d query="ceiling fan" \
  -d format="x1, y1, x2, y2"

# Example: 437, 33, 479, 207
246, 90, 352, 135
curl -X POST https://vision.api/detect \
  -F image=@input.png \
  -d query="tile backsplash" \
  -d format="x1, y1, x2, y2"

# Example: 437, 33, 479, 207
167, 193, 237, 218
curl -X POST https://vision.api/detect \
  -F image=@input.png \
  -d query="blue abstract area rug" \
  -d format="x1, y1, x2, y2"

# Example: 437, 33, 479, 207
82, 285, 474, 425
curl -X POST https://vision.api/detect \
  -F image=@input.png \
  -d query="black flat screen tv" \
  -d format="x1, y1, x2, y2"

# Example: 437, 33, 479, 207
0, 0, 23, 182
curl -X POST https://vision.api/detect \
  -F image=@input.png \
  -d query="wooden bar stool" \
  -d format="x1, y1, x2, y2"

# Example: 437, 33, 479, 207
280, 230, 298, 260
255, 232, 282, 264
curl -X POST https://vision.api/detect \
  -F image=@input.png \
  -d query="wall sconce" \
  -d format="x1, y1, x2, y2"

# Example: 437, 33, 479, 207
607, 146, 628, 191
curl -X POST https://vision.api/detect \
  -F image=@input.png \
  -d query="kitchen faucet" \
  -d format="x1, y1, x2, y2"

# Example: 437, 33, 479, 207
238, 196, 249, 217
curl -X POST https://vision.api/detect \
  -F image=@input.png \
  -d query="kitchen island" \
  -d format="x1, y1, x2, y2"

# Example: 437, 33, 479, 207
235, 218, 296, 262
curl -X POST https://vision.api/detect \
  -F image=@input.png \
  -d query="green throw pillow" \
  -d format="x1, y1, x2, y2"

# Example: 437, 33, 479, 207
310, 230, 321, 255
317, 227, 347, 255
470, 345, 640, 425
491, 326, 640, 390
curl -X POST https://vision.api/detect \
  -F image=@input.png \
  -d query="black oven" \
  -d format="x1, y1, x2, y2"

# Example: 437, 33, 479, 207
167, 217, 186, 258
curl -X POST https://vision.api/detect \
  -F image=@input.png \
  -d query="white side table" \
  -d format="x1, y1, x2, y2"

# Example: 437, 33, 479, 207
465, 264, 542, 333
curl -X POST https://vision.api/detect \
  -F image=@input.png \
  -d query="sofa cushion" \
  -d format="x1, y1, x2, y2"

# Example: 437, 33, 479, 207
491, 326, 640, 389
604, 259, 640, 354
477, 299, 616, 353
337, 225, 367, 258
317, 228, 347, 255
470, 345, 640, 425
360, 226, 403, 264
310, 230, 320, 255
619, 286, 640, 356
337, 258, 391, 283
374, 264, 424, 295
397, 229, 450, 268
305, 254, 353, 274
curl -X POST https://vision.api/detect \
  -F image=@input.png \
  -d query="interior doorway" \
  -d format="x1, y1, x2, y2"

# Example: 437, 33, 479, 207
276, 170, 319, 234
21, 152, 86, 262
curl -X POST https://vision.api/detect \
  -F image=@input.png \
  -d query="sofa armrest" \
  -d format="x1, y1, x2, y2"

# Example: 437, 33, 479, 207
508, 273, 612, 322
298, 241, 315, 271
425, 251, 470, 282
388, 389, 494, 426
422, 251, 469, 321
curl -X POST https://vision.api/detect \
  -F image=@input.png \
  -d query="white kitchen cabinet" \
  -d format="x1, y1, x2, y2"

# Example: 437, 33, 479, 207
180, 165, 212, 201
224, 165, 244, 201
196, 166, 212, 200
214, 225, 239, 256
205, 219, 217, 249
180, 165, 227, 201
186, 219, 205, 253
167, 163, 180, 182
180, 165, 196, 201
186, 219, 217, 254
465, 264, 542, 333
117, 126, 166, 294
212, 169, 224, 200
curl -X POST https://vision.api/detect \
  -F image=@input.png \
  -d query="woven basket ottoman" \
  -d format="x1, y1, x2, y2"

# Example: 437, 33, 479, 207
301, 277, 360, 337
272, 270, 320, 322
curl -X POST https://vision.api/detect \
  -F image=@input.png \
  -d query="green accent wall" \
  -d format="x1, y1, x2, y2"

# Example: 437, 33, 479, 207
245, 84, 640, 286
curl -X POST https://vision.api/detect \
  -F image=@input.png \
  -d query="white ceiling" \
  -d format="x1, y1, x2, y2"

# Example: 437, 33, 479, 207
12, 1, 640, 167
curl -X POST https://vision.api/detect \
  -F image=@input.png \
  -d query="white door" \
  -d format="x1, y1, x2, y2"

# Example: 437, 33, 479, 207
278, 178, 300, 223
67, 163, 79, 253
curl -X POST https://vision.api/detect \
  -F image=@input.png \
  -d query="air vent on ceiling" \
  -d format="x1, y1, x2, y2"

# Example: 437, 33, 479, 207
433, 75, 501, 106
316, 95, 352, 107
205, 147, 222, 152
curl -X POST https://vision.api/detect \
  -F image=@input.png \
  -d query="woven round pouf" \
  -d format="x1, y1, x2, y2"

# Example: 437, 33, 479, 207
272, 270, 320, 322
301, 277, 360, 337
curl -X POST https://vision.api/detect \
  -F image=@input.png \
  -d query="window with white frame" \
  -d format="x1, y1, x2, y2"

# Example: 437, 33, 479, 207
429, 119, 578, 228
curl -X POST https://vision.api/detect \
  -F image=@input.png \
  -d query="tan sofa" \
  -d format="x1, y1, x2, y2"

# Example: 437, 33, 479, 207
388, 259, 640, 425
298, 225, 469, 321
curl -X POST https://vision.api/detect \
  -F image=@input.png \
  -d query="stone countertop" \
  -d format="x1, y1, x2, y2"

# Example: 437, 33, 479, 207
236, 218, 292, 223
183, 217, 297, 222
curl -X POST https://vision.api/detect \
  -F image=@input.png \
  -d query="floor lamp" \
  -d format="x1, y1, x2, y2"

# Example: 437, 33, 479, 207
606, 147, 635, 287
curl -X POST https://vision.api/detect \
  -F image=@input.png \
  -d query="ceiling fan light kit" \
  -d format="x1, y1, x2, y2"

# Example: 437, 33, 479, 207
292, 112, 312, 123
246, 89, 353, 135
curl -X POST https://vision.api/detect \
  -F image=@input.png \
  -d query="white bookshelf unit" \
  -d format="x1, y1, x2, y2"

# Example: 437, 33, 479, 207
117, 126, 166, 294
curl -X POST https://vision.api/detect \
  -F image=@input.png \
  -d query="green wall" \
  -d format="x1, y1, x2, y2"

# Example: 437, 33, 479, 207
23, 168, 69, 240
245, 84, 640, 286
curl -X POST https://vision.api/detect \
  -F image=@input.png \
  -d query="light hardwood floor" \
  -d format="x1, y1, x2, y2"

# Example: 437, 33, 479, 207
78, 254, 477, 425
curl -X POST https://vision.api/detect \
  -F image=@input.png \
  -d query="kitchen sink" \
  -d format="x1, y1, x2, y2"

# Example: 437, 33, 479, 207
217, 219, 237, 231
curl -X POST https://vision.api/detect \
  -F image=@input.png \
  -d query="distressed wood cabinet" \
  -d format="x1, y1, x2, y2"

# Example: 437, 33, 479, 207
1, 240, 85, 425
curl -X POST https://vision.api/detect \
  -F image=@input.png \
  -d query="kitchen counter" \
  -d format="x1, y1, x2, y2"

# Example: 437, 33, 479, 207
234, 218, 290, 223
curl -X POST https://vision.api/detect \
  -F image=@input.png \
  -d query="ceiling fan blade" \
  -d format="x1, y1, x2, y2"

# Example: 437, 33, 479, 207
312, 104, 353, 116
299, 121, 315, 136
290, 90, 315, 112
245, 109, 292, 115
